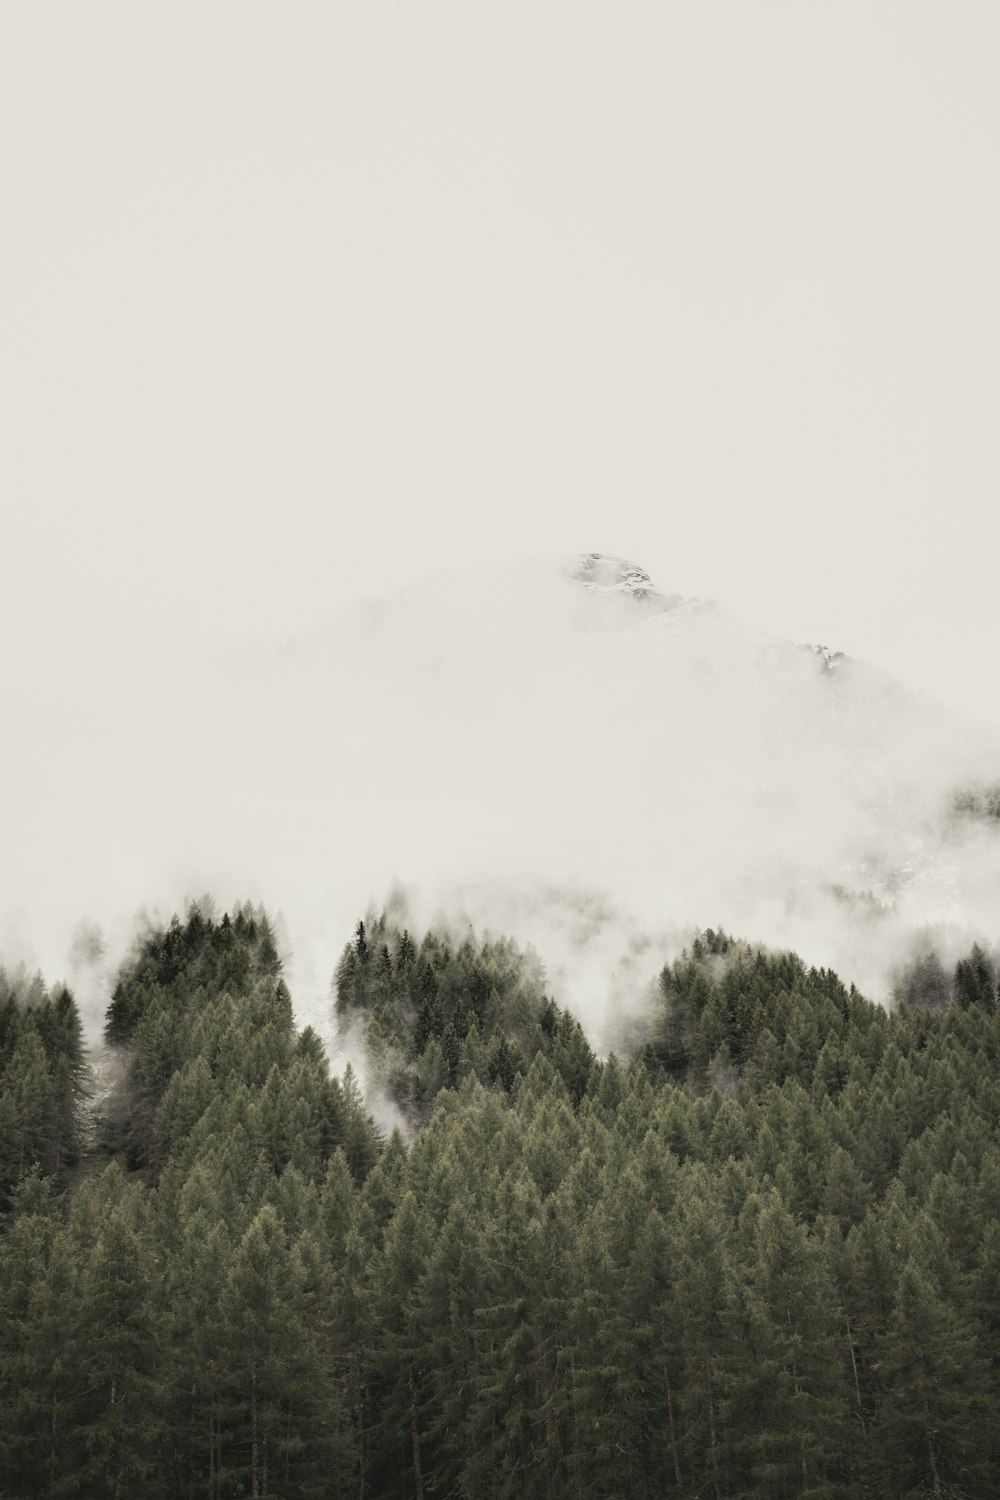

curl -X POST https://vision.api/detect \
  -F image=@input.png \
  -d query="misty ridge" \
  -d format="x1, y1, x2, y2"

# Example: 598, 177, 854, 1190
3, 882, 999, 1496
4, 551, 1000, 1046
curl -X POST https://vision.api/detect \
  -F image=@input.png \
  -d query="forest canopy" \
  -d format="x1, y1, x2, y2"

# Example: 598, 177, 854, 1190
1, 900, 998, 1498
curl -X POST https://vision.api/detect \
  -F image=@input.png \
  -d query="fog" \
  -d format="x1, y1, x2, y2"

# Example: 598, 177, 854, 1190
4, 5, 1000, 1048
5, 553, 1000, 1047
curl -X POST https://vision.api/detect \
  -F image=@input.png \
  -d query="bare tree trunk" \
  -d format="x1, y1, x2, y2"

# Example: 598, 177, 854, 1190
355, 1354, 366, 1500
790, 1354, 808, 1487
285, 1404, 293, 1490
923, 1398, 942, 1499
251, 1364, 260, 1498
844, 1311, 866, 1432
665, 1363, 683, 1494
783, 1300, 810, 1490
408, 1364, 424, 1500
49, 1399, 58, 1499
704, 1353, 721, 1500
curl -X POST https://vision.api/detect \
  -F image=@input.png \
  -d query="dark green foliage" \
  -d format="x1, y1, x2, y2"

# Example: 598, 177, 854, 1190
100, 901, 380, 1184
321, 916, 1000, 1498
2, 903, 379, 1498
0, 971, 86, 1208
877, 1257, 993, 1497
3, 908, 1000, 1498
894, 949, 953, 1013
333, 908, 595, 1124
954, 941, 997, 1013
649, 931, 869, 1092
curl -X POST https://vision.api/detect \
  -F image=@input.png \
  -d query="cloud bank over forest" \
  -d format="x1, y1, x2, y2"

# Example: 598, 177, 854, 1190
5, 554, 1000, 1041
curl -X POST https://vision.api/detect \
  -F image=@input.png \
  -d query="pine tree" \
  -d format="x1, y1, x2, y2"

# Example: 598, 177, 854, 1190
72, 1189, 166, 1498
219, 1205, 310, 1498
954, 942, 996, 1013
728, 1193, 848, 1496
877, 1258, 993, 1498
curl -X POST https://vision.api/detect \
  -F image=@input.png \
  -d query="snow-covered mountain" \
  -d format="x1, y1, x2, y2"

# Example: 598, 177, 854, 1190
4, 552, 999, 1042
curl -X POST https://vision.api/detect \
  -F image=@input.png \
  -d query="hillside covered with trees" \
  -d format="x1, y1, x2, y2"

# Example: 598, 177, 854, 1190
2, 901, 999, 1498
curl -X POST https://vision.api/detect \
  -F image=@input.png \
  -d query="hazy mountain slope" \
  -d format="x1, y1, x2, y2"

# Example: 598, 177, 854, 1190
3, 553, 999, 1037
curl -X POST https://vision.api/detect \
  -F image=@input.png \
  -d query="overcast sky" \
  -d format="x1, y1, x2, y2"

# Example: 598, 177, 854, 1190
2, 3, 998, 723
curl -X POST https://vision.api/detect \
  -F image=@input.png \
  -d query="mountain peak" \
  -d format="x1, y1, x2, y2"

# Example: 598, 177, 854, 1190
572, 552, 654, 594
569, 552, 685, 613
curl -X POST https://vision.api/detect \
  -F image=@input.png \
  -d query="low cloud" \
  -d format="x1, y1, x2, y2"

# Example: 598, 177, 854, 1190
4, 555, 1000, 1043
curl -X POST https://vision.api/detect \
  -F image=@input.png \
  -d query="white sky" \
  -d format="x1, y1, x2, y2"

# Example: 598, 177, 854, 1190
2, 2, 999, 723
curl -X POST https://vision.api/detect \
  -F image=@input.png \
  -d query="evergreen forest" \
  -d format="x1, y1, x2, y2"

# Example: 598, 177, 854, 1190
2, 901, 999, 1499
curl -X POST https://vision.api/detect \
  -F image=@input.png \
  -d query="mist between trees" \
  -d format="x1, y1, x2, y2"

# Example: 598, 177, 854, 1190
2, 899, 998, 1499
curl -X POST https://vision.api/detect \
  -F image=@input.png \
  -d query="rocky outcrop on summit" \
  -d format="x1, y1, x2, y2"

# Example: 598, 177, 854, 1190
807, 642, 847, 675
569, 552, 687, 619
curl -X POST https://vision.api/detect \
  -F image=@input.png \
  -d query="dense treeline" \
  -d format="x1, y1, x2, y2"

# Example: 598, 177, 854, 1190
1, 905, 380, 1498
0, 969, 86, 1210
1, 903, 999, 1498
101, 901, 379, 1181
335, 912, 595, 1119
